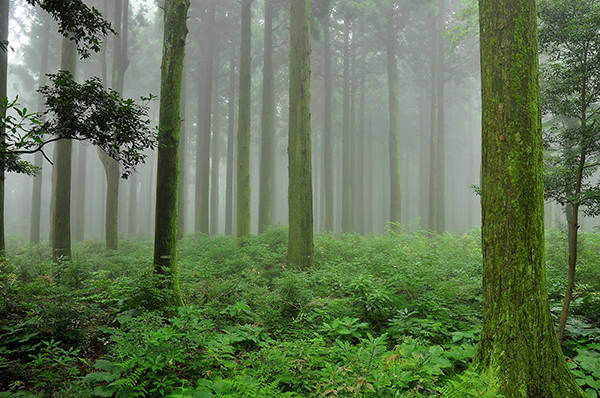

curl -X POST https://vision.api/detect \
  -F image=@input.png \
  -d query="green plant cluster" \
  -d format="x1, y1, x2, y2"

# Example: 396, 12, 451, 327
0, 226, 599, 397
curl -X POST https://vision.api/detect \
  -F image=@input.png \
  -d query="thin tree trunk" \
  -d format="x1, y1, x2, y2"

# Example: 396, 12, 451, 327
236, 0, 252, 238
225, 47, 237, 235
258, 0, 274, 233
195, 0, 216, 235
30, 11, 51, 245
210, 89, 221, 236
386, 5, 401, 232
177, 66, 187, 239
322, 12, 333, 232
341, 16, 352, 232
72, 144, 86, 241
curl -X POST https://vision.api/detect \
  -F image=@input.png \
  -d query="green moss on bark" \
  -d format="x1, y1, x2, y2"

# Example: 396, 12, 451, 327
474, 0, 584, 396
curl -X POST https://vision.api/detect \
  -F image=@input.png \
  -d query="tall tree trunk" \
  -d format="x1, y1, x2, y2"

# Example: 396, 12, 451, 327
153, 0, 190, 308
428, 10, 439, 233
258, 0, 274, 233
72, 144, 86, 241
435, 16, 445, 234
177, 66, 187, 239
225, 47, 237, 235
473, 0, 584, 395
386, 5, 401, 232
341, 16, 352, 232
355, 55, 366, 234
52, 36, 76, 263
30, 11, 51, 245
236, 0, 252, 238
288, 0, 313, 269
195, 0, 216, 235
128, 172, 137, 236
0, 0, 7, 256
321, 11, 333, 232
210, 90, 221, 236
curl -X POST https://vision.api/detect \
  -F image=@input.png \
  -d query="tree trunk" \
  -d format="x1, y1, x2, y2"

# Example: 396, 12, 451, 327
473, 0, 584, 395
153, 0, 190, 308
258, 0, 274, 234
30, 11, 51, 245
210, 90, 221, 236
341, 15, 352, 232
52, 36, 76, 263
288, 0, 313, 269
72, 144, 86, 241
386, 5, 401, 232
195, 0, 216, 235
177, 65, 187, 240
0, 0, 7, 256
236, 0, 252, 238
322, 12, 333, 232
225, 47, 237, 235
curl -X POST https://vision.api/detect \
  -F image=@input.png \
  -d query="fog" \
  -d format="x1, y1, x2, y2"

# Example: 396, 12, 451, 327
3, 0, 587, 244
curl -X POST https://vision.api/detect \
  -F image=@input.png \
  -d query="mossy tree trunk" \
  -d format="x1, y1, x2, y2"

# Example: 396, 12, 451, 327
386, 2, 401, 232
258, 0, 274, 234
321, 10, 333, 232
52, 36, 76, 263
236, 0, 252, 238
473, 0, 584, 395
0, 0, 7, 256
287, 0, 313, 270
153, 0, 190, 308
177, 66, 187, 240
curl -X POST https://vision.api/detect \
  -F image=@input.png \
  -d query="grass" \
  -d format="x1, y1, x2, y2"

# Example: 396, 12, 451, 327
0, 226, 598, 397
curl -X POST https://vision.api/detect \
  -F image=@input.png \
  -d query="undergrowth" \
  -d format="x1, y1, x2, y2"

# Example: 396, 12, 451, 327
0, 226, 598, 397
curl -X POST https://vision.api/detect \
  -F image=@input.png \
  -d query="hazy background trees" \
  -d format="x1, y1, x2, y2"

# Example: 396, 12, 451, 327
6, 0, 588, 243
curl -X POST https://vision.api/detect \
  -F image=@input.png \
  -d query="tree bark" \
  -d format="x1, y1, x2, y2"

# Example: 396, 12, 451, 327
52, 36, 76, 263
153, 0, 190, 308
288, 0, 313, 269
177, 65, 187, 240
321, 11, 333, 232
236, 0, 252, 238
341, 15, 352, 232
386, 4, 401, 232
0, 0, 7, 256
195, 0, 216, 235
473, 0, 584, 395
210, 89, 221, 236
225, 47, 237, 235
30, 11, 51, 245
258, 0, 274, 234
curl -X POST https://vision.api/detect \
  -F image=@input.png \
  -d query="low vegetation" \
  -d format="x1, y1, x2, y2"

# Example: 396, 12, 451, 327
1, 225, 599, 397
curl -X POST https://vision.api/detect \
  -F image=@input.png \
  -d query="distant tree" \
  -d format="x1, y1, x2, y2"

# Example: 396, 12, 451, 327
236, 0, 252, 238
340, 14, 352, 232
538, 0, 600, 344
153, 0, 190, 308
473, 0, 585, 395
195, 0, 216, 235
288, 0, 313, 269
258, 0, 275, 233
225, 45, 237, 235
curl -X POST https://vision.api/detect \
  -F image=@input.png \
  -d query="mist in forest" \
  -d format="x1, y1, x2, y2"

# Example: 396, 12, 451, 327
2, 0, 573, 243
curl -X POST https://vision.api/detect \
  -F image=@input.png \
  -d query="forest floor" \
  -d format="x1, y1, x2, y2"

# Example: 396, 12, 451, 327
1, 226, 599, 397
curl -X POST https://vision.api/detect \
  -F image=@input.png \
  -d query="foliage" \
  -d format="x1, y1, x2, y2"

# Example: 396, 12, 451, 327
25, 0, 115, 58
1, 229, 600, 397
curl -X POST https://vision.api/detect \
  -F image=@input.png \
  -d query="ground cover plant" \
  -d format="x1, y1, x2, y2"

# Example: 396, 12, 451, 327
0, 225, 599, 397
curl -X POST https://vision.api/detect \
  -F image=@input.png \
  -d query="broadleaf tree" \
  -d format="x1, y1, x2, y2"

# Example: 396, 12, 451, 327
473, 0, 585, 395
538, 0, 600, 345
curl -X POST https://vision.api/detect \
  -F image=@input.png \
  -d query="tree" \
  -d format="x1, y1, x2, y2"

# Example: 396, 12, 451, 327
236, 0, 252, 238
472, 0, 585, 395
538, 0, 600, 345
385, 0, 401, 231
195, 0, 216, 235
152, 0, 190, 308
288, 0, 313, 269
258, 0, 275, 233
